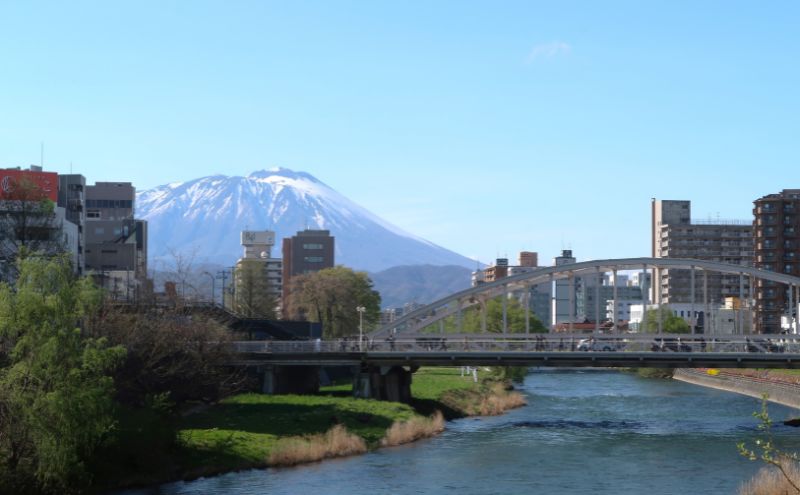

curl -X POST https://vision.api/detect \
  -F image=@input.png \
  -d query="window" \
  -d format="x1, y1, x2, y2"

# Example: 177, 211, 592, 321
87, 210, 100, 219
304, 256, 324, 263
303, 243, 324, 250
101, 249, 117, 254
113, 227, 122, 236
94, 227, 105, 235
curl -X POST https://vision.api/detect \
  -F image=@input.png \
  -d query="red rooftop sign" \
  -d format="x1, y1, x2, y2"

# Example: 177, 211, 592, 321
0, 170, 58, 202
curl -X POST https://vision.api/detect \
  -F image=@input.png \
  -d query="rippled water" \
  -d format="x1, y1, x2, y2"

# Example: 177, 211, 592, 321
119, 370, 800, 495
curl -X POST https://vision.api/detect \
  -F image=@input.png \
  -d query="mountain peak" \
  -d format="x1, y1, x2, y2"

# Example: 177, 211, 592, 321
136, 169, 475, 272
246, 168, 321, 183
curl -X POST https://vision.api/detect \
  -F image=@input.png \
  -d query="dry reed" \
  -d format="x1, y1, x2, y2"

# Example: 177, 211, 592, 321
739, 462, 800, 495
467, 383, 527, 416
380, 411, 446, 447
267, 424, 367, 467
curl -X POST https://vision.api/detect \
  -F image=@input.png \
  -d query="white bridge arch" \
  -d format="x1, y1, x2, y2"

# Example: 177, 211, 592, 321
371, 257, 800, 337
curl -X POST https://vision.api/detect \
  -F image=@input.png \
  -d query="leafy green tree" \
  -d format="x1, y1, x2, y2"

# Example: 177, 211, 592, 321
663, 314, 690, 333
0, 255, 125, 493
285, 266, 381, 338
643, 305, 690, 333
430, 297, 547, 334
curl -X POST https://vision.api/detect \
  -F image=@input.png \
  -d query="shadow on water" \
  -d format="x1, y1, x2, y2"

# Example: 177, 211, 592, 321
509, 419, 647, 430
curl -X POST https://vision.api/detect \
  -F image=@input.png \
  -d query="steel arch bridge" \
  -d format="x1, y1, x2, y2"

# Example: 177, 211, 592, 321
370, 257, 800, 338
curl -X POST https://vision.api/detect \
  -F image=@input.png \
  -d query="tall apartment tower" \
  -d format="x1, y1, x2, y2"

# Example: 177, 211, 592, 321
652, 199, 752, 307
281, 229, 335, 316
753, 190, 800, 333
85, 182, 148, 300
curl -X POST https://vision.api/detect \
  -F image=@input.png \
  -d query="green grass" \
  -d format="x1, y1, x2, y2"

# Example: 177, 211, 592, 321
411, 367, 479, 401
176, 393, 417, 473
99, 368, 504, 488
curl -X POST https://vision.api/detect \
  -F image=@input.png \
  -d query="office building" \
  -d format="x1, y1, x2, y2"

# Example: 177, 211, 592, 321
84, 182, 148, 300
281, 229, 335, 317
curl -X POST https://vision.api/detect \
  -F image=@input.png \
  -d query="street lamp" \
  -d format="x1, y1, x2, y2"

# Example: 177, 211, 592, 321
356, 306, 366, 351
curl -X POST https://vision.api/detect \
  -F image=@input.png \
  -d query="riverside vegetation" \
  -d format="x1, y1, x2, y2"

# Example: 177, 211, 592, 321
0, 256, 526, 493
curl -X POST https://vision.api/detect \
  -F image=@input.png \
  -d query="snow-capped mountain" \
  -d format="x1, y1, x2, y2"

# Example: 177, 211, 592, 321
136, 168, 476, 272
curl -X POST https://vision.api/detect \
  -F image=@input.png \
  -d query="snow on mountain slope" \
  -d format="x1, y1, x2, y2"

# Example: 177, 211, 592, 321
136, 168, 475, 272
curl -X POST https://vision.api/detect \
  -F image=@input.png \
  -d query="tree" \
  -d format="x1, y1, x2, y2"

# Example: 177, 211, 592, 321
86, 305, 245, 406
0, 177, 67, 283
0, 255, 125, 493
285, 266, 381, 338
643, 305, 690, 333
234, 259, 278, 319
428, 297, 547, 334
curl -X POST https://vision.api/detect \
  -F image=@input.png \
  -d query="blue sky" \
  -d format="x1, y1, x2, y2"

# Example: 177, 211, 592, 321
2, 1, 799, 265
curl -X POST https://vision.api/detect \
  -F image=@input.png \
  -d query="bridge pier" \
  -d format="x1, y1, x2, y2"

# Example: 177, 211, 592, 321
353, 365, 415, 403
261, 365, 320, 395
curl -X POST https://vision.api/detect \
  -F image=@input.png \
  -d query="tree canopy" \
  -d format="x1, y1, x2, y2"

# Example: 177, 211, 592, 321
285, 266, 381, 338
0, 255, 125, 493
643, 305, 691, 333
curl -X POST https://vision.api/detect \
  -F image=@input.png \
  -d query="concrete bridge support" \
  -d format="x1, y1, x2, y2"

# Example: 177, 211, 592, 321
261, 365, 320, 395
353, 365, 415, 403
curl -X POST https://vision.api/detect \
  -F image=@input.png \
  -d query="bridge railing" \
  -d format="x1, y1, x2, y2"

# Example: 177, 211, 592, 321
232, 335, 800, 355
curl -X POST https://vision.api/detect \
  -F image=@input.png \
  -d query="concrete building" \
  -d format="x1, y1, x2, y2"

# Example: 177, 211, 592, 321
628, 300, 752, 334
281, 229, 335, 316
753, 189, 800, 333
57, 174, 86, 275
483, 258, 509, 283
519, 251, 538, 268
577, 280, 645, 324
84, 182, 148, 300
551, 250, 577, 327
605, 298, 642, 324
652, 199, 753, 307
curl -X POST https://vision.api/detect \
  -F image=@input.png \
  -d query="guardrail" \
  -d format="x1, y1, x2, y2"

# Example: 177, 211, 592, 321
232, 335, 800, 355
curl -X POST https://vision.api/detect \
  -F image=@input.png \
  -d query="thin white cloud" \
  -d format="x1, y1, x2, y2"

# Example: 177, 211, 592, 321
525, 41, 571, 63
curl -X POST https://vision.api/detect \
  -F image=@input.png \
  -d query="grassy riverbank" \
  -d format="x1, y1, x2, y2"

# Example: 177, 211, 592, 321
96, 367, 523, 491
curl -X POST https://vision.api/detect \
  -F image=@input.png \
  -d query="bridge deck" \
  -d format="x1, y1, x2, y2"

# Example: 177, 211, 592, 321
232, 336, 800, 369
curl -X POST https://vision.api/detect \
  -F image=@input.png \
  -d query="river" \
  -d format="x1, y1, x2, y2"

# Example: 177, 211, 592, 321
120, 370, 800, 495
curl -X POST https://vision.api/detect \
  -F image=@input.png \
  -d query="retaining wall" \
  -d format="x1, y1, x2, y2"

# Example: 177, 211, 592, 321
673, 368, 800, 410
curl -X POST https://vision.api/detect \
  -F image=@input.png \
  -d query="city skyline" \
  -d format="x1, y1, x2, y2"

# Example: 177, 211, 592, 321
3, 1, 799, 264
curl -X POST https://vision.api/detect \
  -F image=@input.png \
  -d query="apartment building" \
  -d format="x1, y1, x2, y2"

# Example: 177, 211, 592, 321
753, 189, 800, 333
652, 199, 753, 306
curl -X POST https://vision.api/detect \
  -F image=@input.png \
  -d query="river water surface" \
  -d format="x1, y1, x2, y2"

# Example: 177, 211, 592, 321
122, 370, 800, 495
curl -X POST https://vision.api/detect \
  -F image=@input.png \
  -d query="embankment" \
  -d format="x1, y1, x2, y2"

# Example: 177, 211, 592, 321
100, 367, 523, 491
673, 369, 800, 409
